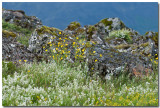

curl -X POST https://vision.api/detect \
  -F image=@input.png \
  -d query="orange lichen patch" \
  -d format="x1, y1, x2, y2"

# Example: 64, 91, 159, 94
132, 68, 142, 78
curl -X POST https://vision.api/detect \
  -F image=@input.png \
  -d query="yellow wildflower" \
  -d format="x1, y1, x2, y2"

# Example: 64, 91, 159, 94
119, 96, 123, 101
45, 49, 48, 52
155, 57, 158, 60
61, 45, 63, 48
100, 54, 102, 57
44, 98, 47, 101
73, 42, 76, 45
37, 96, 40, 100
58, 42, 61, 45
53, 56, 55, 59
43, 46, 45, 49
151, 59, 152, 61
154, 61, 158, 64
28, 70, 30, 72
68, 51, 71, 53
65, 38, 68, 40
59, 38, 61, 40
56, 48, 58, 50
155, 54, 158, 56
91, 67, 94, 70
79, 55, 83, 58
65, 44, 68, 46
82, 43, 85, 45
48, 42, 51, 44
148, 54, 151, 57
76, 37, 79, 40
60, 57, 63, 60
95, 59, 98, 62
77, 49, 80, 52
93, 51, 96, 53
92, 41, 95, 44
64, 40, 65, 42
19, 60, 21, 62
96, 101, 99, 105
50, 44, 52, 47
65, 55, 68, 58
53, 49, 56, 53
82, 48, 85, 52
59, 32, 62, 34
24, 60, 27, 62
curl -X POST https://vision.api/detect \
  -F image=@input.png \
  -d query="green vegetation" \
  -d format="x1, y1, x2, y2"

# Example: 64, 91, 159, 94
36, 26, 61, 36
67, 21, 81, 30
2, 61, 21, 78
2, 18, 158, 106
2, 30, 17, 38
2, 20, 32, 46
145, 32, 158, 47
152, 32, 158, 47
2, 20, 32, 35
100, 18, 113, 26
109, 29, 132, 43
2, 59, 158, 106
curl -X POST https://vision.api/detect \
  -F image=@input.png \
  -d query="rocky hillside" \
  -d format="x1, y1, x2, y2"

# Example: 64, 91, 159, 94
2, 8, 158, 79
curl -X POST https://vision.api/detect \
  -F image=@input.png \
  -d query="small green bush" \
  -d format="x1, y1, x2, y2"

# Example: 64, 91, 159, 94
2, 20, 32, 46
2, 61, 19, 78
2, 20, 32, 35
100, 18, 113, 26
67, 21, 81, 30
109, 29, 132, 43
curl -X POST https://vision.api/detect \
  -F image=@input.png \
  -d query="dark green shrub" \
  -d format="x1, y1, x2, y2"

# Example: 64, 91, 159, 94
2, 20, 32, 46
109, 29, 132, 43
2, 61, 20, 78
100, 18, 113, 26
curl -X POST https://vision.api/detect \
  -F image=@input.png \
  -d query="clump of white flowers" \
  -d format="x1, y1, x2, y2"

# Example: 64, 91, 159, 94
2, 61, 158, 106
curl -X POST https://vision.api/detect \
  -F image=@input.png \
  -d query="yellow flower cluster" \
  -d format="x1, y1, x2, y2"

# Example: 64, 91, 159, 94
41, 32, 97, 63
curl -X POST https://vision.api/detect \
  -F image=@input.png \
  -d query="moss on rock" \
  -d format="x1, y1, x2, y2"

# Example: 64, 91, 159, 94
120, 21, 126, 28
2, 30, 16, 38
67, 21, 81, 30
36, 26, 61, 36
100, 18, 113, 26
114, 44, 132, 49
152, 32, 158, 46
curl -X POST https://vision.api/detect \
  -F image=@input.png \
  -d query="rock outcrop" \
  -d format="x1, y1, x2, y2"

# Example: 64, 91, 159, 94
2, 9, 158, 78
2, 8, 42, 30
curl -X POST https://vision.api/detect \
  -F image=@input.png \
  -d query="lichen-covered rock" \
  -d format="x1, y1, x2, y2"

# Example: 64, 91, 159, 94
87, 44, 153, 78
145, 31, 158, 47
28, 26, 62, 53
2, 30, 35, 63
2, 30, 17, 38
2, 9, 42, 30
2, 8, 158, 80
97, 17, 127, 34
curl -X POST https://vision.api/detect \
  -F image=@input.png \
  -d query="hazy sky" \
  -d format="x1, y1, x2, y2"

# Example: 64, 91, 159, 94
2, 2, 158, 34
